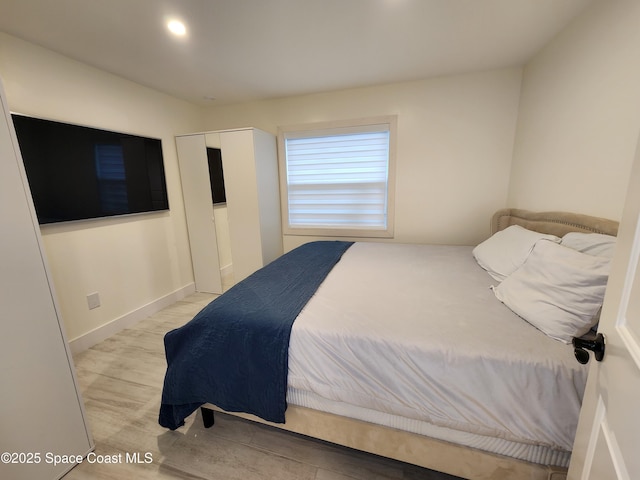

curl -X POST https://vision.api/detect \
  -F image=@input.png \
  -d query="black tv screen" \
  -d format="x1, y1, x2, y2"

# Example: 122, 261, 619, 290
12, 114, 169, 224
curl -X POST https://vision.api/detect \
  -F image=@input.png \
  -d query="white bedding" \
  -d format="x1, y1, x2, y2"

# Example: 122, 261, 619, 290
287, 242, 588, 460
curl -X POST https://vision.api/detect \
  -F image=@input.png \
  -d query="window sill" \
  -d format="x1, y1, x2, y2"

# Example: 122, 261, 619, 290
283, 226, 394, 239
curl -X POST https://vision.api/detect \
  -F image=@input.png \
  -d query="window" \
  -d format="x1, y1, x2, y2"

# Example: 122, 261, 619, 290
278, 116, 396, 238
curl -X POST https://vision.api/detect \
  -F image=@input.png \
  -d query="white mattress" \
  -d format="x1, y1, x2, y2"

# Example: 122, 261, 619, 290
287, 242, 587, 466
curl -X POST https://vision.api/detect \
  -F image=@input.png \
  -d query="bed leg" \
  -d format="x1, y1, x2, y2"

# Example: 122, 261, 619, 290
201, 407, 215, 428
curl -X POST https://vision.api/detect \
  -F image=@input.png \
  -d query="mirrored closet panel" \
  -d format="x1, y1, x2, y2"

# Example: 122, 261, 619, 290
176, 128, 283, 294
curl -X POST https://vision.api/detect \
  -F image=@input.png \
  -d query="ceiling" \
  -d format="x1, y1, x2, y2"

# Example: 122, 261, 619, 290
0, 0, 595, 106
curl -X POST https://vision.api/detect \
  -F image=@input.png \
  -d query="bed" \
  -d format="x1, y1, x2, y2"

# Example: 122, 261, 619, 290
159, 208, 619, 480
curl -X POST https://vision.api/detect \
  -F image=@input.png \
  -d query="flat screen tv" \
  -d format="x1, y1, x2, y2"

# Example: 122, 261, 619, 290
12, 114, 170, 225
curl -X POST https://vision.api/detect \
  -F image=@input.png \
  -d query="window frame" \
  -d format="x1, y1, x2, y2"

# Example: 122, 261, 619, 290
278, 115, 397, 238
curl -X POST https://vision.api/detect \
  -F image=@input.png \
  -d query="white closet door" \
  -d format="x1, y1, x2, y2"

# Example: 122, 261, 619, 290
176, 134, 223, 294
220, 129, 263, 282
252, 128, 283, 266
0, 84, 93, 479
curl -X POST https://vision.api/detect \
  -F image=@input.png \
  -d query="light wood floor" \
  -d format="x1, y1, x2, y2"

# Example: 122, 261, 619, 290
67, 292, 464, 480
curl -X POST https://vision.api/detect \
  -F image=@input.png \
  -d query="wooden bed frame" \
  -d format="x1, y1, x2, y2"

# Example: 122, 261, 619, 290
200, 208, 619, 480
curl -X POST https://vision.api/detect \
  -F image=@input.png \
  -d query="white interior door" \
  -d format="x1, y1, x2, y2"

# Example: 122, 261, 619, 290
567, 134, 640, 479
0, 80, 93, 479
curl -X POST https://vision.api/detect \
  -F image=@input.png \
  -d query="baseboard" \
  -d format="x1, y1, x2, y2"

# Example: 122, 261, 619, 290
221, 263, 235, 290
221, 263, 233, 280
68, 282, 196, 355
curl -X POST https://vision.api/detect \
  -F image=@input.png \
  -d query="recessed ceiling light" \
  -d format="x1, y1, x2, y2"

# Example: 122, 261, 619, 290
167, 19, 186, 36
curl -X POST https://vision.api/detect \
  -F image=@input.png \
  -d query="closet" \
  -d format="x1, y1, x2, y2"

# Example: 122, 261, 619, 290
0, 81, 93, 478
176, 128, 283, 293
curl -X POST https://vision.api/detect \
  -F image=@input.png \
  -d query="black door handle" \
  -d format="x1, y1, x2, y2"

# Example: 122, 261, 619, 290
572, 333, 605, 364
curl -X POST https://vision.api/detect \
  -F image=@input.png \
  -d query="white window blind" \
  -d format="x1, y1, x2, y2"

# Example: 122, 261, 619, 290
280, 117, 395, 237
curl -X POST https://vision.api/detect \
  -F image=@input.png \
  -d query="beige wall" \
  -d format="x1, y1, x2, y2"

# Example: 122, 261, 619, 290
508, 0, 640, 221
0, 33, 203, 344
203, 69, 523, 250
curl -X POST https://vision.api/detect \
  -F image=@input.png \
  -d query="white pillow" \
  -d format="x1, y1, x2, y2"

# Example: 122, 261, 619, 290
561, 232, 617, 259
492, 241, 611, 344
473, 225, 561, 281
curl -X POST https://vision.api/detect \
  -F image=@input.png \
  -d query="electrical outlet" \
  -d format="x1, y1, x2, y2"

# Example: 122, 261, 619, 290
87, 292, 101, 310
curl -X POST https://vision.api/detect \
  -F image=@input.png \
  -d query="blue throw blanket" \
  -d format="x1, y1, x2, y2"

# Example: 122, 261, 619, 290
159, 241, 353, 430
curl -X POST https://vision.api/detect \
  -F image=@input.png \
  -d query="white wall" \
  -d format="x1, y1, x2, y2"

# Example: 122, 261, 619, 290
204, 69, 523, 250
508, 0, 640, 221
0, 33, 203, 347
3, 0, 637, 349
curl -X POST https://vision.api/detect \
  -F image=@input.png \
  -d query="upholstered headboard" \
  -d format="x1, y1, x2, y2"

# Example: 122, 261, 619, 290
491, 208, 619, 237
